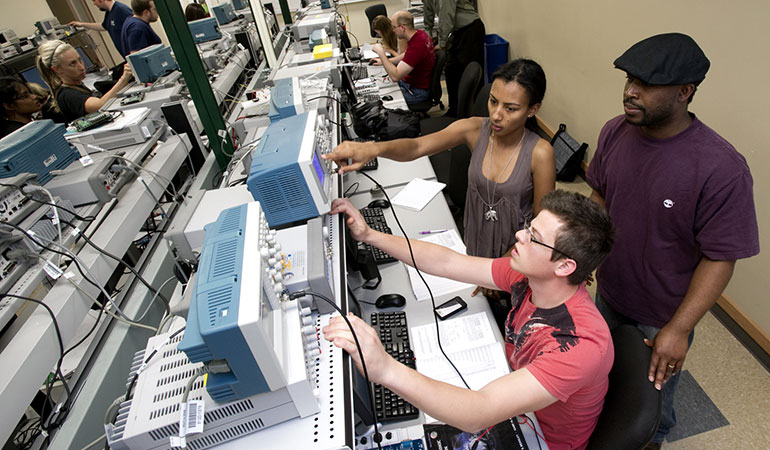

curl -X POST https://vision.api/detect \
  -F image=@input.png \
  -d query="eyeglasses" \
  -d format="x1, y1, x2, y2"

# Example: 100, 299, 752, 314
521, 221, 576, 261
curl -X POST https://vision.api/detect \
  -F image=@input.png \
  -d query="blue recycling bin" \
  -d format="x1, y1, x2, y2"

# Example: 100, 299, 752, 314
484, 34, 509, 83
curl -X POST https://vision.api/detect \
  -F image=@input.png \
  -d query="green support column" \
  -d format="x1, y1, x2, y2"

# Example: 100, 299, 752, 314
155, 0, 234, 169
279, 0, 292, 25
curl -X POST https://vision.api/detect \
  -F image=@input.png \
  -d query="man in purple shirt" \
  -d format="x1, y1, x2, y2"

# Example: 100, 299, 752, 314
586, 33, 759, 449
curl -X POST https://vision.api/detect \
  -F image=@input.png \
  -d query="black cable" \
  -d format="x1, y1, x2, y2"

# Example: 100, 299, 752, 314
357, 171, 470, 389
343, 181, 359, 197
289, 290, 382, 450
518, 414, 544, 450
1, 294, 73, 434
123, 326, 186, 403
0, 220, 105, 294
0, 182, 96, 222
59, 217, 170, 316
304, 95, 343, 127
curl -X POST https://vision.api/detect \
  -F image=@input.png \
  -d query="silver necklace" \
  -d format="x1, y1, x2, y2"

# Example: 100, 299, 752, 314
483, 128, 525, 221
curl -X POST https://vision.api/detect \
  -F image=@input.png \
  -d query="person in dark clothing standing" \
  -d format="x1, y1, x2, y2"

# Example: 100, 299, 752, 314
423, 0, 485, 117
121, 0, 162, 55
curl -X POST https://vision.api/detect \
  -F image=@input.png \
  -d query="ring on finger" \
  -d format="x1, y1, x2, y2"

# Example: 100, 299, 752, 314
667, 363, 676, 370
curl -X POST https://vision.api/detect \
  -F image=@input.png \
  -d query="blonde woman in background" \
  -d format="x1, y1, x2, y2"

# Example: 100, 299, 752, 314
370, 15, 405, 65
36, 40, 133, 123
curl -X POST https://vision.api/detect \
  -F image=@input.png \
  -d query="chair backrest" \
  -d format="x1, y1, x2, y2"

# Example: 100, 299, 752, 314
365, 4, 387, 38
472, 83, 491, 117
429, 49, 447, 104
455, 62, 483, 119
587, 325, 662, 450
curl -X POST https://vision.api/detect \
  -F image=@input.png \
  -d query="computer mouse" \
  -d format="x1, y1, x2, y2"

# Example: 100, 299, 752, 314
368, 59, 377, 65
375, 293, 406, 309
368, 199, 390, 209
381, 95, 393, 101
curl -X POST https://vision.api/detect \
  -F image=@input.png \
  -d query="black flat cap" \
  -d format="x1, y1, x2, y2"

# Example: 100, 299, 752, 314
614, 33, 710, 85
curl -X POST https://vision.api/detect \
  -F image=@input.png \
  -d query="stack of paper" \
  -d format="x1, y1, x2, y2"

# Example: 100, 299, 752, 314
406, 229, 473, 301
411, 312, 511, 423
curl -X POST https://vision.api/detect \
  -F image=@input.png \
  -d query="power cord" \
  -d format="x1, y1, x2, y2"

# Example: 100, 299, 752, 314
1, 293, 72, 438
59, 216, 171, 316
357, 171, 470, 389
0, 182, 96, 223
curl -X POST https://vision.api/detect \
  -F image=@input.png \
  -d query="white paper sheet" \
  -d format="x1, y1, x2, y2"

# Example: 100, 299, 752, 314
390, 178, 446, 211
410, 313, 511, 423
406, 229, 474, 301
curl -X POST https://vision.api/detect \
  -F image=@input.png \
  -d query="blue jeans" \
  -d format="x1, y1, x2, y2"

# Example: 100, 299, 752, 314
595, 293, 694, 444
398, 80, 430, 105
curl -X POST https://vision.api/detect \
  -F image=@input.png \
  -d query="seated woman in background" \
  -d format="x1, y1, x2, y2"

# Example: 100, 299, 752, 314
185, 3, 208, 21
0, 77, 42, 138
324, 59, 556, 328
36, 40, 133, 123
370, 15, 406, 65
28, 82, 66, 123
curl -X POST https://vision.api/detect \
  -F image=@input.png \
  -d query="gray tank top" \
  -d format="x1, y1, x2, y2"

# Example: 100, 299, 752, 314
463, 118, 537, 257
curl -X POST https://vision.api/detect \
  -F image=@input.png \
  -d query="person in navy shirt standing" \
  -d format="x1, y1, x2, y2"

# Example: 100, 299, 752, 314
69, 0, 133, 92
121, 0, 161, 55
70, 0, 133, 57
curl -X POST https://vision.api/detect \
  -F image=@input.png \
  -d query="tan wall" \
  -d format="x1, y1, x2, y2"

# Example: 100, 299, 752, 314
479, 1, 769, 336
0, 0, 55, 37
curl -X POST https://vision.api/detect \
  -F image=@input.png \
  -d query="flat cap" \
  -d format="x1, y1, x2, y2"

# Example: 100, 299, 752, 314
614, 33, 710, 85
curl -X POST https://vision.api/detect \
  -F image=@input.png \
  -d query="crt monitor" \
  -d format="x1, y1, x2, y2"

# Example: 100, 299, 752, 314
20, 67, 46, 87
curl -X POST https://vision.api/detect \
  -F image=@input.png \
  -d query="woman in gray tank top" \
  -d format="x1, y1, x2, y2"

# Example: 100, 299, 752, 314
324, 60, 555, 318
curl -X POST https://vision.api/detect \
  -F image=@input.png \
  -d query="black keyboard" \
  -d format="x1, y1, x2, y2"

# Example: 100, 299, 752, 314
359, 207, 396, 264
370, 311, 419, 421
361, 157, 378, 171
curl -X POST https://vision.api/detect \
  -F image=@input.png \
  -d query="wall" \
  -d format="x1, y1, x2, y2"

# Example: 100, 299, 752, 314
479, 0, 769, 340
0, 0, 55, 37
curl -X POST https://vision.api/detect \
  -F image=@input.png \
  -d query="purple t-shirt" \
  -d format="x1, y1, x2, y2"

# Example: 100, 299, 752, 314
586, 115, 759, 328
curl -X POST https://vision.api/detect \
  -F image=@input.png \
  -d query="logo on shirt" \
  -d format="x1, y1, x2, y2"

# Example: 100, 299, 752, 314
505, 280, 579, 353
663, 199, 675, 208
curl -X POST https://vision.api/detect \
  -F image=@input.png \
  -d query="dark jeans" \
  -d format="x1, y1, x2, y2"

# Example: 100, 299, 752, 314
595, 293, 694, 444
445, 19, 485, 117
398, 80, 430, 105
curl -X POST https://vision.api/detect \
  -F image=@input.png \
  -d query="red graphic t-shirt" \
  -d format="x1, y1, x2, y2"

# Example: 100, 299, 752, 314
401, 29, 435, 89
491, 258, 613, 450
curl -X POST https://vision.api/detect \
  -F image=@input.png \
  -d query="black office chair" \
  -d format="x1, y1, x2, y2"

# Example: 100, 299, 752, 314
454, 62, 483, 120
365, 4, 387, 38
587, 325, 662, 450
472, 83, 492, 117
408, 50, 446, 117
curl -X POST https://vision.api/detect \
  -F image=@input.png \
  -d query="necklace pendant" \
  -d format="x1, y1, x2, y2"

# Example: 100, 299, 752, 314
485, 208, 498, 221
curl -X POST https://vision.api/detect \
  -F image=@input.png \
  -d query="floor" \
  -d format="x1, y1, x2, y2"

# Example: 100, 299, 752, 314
425, 90, 770, 448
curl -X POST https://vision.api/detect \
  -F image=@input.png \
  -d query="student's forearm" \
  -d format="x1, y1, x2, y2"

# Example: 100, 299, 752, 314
364, 230, 493, 288
383, 363, 555, 433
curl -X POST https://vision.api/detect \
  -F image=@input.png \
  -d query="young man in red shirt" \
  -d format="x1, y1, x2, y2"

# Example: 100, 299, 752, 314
372, 10, 435, 105
324, 190, 615, 450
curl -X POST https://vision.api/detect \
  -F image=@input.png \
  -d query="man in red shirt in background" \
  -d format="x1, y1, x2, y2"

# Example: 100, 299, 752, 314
372, 10, 435, 105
